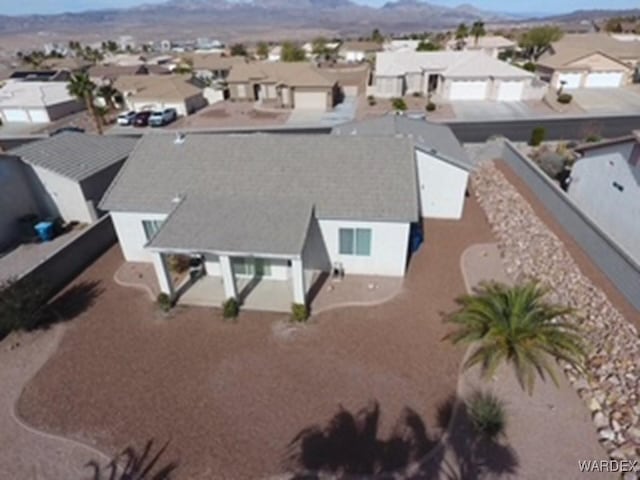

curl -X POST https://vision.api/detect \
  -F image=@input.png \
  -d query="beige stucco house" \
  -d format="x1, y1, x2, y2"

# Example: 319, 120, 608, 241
445, 35, 517, 58
537, 34, 640, 90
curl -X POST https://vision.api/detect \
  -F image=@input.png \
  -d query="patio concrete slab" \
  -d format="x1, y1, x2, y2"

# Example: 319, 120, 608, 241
452, 101, 538, 120
571, 88, 640, 114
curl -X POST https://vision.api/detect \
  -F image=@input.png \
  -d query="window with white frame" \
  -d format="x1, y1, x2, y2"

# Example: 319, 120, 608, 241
142, 220, 164, 240
338, 228, 372, 256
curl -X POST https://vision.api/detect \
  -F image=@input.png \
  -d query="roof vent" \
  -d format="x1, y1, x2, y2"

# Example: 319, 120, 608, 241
174, 132, 186, 145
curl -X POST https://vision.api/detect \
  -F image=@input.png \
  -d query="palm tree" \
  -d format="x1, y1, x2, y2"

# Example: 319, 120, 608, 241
470, 21, 486, 46
97, 83, 118, 110
67, 72, 103, 135
444, 281, 586, 395
454, 23, 469, 50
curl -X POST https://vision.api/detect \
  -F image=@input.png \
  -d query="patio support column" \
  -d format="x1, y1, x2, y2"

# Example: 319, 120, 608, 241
291, 257, 306, 305
219, 255, 237, 299
151, 252, 174, 298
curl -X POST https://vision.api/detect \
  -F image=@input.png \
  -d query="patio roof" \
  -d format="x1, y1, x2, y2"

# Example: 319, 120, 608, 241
147, 194, 313, 256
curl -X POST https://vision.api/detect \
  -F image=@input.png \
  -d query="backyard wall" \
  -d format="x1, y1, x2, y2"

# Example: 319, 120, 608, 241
500, 140, 640, 310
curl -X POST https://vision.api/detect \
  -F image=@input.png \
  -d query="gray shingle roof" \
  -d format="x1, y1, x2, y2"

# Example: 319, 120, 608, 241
332, 116, 472, 171
100, 133, 419, 225
10, 132, 138, 182
147, 194, 313, 255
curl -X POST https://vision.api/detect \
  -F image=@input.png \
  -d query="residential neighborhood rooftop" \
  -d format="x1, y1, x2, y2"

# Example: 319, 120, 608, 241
9, 132, 138, 181
538, 33, 640, 68
100, 133, 419, 223
0, 81, 76, 108
114, 74, 202, 101
227, 62, 335, 87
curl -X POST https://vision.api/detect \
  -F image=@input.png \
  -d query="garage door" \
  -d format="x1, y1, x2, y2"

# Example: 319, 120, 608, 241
557, 72, 582, 89
2, 108, 29, 122
449, 80, 488, 100
294, 91, 326, 109
28, 109, 49, 123
585, 72, 624, 88
496, 80, 525, 101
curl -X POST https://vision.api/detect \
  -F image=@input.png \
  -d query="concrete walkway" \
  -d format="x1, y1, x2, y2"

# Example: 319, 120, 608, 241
445, 242, 613, 479
0, 326, 111, 479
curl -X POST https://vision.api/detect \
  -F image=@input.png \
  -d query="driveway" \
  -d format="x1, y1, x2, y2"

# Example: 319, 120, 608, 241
571, 88, 640, 114
452, 101, 538, 121
287, 95, 358, 126
16, 197, 496, 479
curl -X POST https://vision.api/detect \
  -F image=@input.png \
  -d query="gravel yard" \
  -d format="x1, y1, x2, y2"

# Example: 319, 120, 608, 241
16, 196, 494, 479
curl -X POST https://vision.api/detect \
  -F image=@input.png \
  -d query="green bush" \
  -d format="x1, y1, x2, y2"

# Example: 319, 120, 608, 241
529, 126, 546, 146
585, 134, 601, 143
411, 91, 423, 97
467, 391, 507, 440
157, 293, 172, 312
522, 61, 536, 72
557, 93, 573, 104
425, 101, 436, 112
291, 303, 309, 322
222, 297, 239, 319
391, 97, 407, 111
367, 95, 376, 106
0, 278, 50, 339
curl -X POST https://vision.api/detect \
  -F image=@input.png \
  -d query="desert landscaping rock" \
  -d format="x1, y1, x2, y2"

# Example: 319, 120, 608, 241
472, 161, 640, 462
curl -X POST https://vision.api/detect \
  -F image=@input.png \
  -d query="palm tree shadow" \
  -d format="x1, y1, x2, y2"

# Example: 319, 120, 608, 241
85, 439, 178, 480
44, 280, 103, 326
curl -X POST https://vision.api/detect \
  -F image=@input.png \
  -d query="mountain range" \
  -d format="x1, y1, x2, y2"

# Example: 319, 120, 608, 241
0, 0, 637, 42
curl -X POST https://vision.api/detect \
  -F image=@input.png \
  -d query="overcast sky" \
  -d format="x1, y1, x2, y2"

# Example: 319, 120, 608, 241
1, 0, 638, 16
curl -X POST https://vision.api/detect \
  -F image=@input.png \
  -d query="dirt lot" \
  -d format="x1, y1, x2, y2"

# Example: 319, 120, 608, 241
17, 197, 494, 479
169, 101, 290, 130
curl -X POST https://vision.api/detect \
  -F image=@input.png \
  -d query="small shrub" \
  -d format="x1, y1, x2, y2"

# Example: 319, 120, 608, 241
425, 101, 436, 112
367, 95, 376, 106
222, 297, 239, 319
167, 254, 190, 274
391, 97, 407, 111
411, 91, 423, 97
157, 293, 172, 312
467, 391, 507, 440
522, 61, 536, 72
557, 93, 573, 104
529, 126, 546, 146
291, 303, 309, 322
0, 277, 50, 338
585, 134, 601, 143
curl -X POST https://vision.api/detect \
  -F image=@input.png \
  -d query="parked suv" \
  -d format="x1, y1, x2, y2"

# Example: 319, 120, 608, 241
117, 111, 137, 126
149, 108, 177, 127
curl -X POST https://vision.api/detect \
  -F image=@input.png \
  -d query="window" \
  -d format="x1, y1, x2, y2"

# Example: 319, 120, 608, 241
338, 228, 371, 256
232, 258, 271, 277
142, 220, 164, 240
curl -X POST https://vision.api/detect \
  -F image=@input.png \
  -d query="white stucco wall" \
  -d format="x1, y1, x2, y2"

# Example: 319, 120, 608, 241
29, 165, 94, 223
202, 253, 290, 280
111, 211, 168, 262
317, 219, 410, 276
416, 150, 469, 219
375, 76, 403, 98
568, 143, 640, 263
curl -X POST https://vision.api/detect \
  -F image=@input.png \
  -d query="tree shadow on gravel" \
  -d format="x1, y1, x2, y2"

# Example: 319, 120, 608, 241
285, 396, 519, 479
44, 280, 103, 327
85, 439, 178, 480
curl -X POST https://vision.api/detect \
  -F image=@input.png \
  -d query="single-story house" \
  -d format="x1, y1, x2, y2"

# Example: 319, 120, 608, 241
374, 51, 546, 101
445, 35, 517, 58
333, 116, 472, 219
8, 70, 71, 82
302, 41, 340, 59
339, 41, 382, 63
227, 62, 340, 110
0, 155, 41, 250
100, 133, 421, 310
114, 75, 207, 116
41, 56, 91, 72
568, 132, 640, 264
88, 64, 168, 85
537, 34, 640, 90
186, 53, 246, 83
9, 132, 138, 224
268, 46, 282, 62
0, 81, 84, 124
383, 40, 421, 53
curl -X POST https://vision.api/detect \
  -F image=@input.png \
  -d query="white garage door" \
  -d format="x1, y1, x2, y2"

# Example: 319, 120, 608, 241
294, 91, 326, 110
496, 80, 525, 101
585, 72, 624, 88
449, 80, 488, 100
557, 72, 583, 89
2, 108, 30, 122
28, 109, 49, 123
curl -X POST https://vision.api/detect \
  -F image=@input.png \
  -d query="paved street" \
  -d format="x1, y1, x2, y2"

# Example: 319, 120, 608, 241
452, 100, 538, 120
571, 88, 640, 114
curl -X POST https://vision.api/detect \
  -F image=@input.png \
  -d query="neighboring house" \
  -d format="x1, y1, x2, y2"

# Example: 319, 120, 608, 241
41, 56, 90, 72
100, 134, 420, 309
0, 155, 41, 250
333, 116, 471, 219
227, 62, 340, 110
537, 34, 640, 90
302, 41, 340, 59
445, 35, 516, 58
88, 64, 153, 86
0, 81, 84, 124
383, 40, 421, 53
187, 53, 245, 83
568, 133, 640, 265
268, 46, 282, 62
9, 132, 138, 224
114, 75, 207, 116
339, 41, 382, 63
8, 70, 71, 82
374, 51, 545, 101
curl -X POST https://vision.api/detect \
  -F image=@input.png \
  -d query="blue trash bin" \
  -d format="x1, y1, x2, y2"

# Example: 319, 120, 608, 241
34, 221, 54, 242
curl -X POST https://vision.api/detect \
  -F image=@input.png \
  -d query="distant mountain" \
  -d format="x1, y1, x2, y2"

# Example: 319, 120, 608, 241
531, 8, 640, 22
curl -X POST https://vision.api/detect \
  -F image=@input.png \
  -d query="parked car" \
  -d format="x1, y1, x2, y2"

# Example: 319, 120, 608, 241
117, 111, 137, 126
133, 111, 152, 127
149, 108, 178, 127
